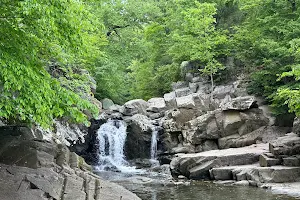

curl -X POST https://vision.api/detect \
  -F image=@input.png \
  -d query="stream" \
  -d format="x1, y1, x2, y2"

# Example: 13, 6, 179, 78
95, 169, 298, 200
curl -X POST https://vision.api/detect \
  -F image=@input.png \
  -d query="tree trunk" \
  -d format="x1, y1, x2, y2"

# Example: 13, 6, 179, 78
210, 72, 214, 100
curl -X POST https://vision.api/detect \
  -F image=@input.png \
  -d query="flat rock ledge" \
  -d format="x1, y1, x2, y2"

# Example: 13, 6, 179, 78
0, 128, 140, 200
170, 134, 300, 198
170, 144, 269, 180
0, 163, 140, 200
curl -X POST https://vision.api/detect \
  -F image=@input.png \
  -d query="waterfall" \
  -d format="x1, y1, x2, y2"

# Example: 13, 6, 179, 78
150, 129, 158, 161
97, 119, 128, 171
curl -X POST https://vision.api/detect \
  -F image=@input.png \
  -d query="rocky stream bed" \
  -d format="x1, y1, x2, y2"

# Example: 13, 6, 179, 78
1, 68, 300, 199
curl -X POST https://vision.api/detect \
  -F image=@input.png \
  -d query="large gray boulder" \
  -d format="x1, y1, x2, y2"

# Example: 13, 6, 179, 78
216, 108, 269, 138
126, 114, 153, 134
220, 110, 243, 137
192, 93, 211, 112
218, 126, 290, 149
210, 165, 300, 183
176, 95, 195, 109
125, 114, 155, 160
238, 108, 270, 135
183, 113, 220, 145
220, 96, 257, 111
164, 92, 177, 108
249, 166, 300, 183
123, 99, 148, 116
163, 108, 201, 133
147, 97, 167, 113
101, 98, 114, 110
269, 133, 300, 157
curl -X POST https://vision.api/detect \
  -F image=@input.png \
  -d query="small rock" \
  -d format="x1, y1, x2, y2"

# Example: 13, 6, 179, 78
234, 180, 250, 186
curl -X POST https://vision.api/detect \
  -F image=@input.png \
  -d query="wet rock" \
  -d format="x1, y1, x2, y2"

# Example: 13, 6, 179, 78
210, 167, 234, 180
125, 114, 154, 159
253, 166, 300, 183
0, 126, 141, 200
128, 114, 153, 133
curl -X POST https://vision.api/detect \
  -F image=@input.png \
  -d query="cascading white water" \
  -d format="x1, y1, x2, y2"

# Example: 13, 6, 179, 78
97, 119, 128, 171
150, 129, 158, 161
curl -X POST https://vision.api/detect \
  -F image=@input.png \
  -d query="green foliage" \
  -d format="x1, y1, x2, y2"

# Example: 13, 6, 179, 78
0, 0, 106, 128
3, 0, 300, 126
98, 0, 229, 101
233, 0, 300, 115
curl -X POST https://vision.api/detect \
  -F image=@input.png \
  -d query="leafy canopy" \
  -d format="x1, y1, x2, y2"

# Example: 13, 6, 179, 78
0, 0, 106, 128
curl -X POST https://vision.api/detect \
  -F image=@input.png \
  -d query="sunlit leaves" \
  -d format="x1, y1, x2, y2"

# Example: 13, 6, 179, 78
0, 0, 105, 128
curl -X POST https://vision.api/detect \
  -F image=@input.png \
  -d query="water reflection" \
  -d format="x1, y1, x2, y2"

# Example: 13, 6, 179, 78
123, 181, 297, 200
95, 170, 298, 200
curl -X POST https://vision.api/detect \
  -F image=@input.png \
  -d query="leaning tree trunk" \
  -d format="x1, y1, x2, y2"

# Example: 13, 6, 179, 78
210, 71, 214, 100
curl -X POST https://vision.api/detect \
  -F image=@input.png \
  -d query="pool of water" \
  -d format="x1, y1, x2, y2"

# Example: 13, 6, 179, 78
95, 170, 298, 200
125, 181, 297, 200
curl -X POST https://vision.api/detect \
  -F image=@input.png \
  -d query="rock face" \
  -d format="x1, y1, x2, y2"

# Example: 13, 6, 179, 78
169, 116, 300, 187
0, 126, 140, 200
95, 67, 293, 167
125, 114, 155, 159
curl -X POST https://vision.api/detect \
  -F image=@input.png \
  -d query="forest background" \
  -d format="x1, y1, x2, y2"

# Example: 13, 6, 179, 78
1, 0, 299, 128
